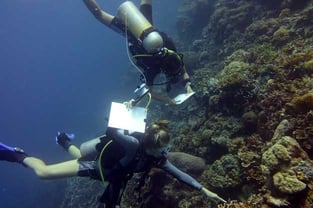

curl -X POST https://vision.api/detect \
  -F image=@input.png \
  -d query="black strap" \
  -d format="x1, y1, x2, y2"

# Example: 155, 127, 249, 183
139, 27, 158, 44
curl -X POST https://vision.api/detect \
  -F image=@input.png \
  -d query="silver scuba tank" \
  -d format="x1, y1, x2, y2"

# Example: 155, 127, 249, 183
117, 1, 163, 53
117, 1, 152, 40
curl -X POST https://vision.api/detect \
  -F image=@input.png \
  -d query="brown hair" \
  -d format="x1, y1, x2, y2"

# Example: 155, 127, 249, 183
143, 120, 170, 149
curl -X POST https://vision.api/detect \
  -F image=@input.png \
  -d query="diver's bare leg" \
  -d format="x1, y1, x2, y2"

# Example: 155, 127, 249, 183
23, 157, 79, 179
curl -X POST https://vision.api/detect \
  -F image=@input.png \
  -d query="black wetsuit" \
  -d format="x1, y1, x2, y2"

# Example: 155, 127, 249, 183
77, 128, 202, 208
109, 4, 182, 87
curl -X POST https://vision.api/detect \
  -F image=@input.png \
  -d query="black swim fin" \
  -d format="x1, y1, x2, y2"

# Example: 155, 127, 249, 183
0, 142, 28, 163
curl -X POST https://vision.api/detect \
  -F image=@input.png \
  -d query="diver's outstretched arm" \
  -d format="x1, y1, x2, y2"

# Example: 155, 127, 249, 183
161, 159, 227, 204
56, 133, 82, 159
83, 0, 114, 26
67, 145, 82, 159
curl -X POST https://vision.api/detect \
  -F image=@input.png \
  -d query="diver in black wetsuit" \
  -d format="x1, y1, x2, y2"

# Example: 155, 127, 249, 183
0, 120, 226, 208
82, 0, 194, 104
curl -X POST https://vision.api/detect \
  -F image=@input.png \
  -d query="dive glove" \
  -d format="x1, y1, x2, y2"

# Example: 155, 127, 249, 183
56, 132, 75, 151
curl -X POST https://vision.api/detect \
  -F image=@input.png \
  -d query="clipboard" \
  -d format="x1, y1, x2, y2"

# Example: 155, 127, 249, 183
108, 102, 147, 133
173, 92, 195, 104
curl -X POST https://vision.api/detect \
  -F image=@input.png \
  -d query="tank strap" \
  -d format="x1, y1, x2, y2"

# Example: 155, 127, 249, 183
139, 27, 158, 45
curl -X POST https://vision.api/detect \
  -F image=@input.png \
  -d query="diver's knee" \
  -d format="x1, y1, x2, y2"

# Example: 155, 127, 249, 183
35, 168, 51, 179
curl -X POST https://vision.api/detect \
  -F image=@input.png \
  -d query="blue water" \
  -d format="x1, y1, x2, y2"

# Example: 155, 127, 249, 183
0, 0, 179, 207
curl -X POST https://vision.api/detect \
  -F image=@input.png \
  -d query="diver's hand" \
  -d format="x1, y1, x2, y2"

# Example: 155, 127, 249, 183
168, 99, 176, 105
201, 187, 227, 204
123, 99, 135, 110
56, 132, 75, 151
185, 82, 194, 94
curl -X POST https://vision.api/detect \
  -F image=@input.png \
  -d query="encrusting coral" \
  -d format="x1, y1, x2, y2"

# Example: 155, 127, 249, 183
273, 171, 307, 194
289, 93, 313, 113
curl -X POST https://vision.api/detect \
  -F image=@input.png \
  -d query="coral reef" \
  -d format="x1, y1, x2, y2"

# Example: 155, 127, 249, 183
273, 171, 306, 194
207, 0, 256, 44
60, 178, 103, 208
166, 0, 313, 206
259, 125, 312, 205
214, 61, 258, 114
60, 0, 313, 207
272, 26, 292, 46
122, 152, 208, 208
176, 0, 215, 42
204, 154, 242, 188
289, 93, 313, 113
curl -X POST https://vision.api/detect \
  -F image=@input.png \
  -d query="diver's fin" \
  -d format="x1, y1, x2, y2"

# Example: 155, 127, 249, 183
0, 142, 28, 163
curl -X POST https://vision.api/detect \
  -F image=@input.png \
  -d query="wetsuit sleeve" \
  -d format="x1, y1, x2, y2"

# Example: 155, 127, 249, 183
83, 0, 126, 36
109, 17, 127, 36
106, 128, 139, 167
83, 0, 113, 26
140, 3, 153, 24
160, 159, 203, 190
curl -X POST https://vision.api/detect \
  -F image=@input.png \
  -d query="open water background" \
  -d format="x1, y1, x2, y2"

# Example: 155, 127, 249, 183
0, 0, 179, 207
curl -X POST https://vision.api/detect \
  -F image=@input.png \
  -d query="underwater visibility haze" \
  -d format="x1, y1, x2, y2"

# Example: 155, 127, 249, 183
1, 0, 313, 207
0, 0, 180, 207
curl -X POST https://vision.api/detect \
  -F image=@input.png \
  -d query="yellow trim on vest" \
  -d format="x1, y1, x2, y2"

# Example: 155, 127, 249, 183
98, 139, 113, 186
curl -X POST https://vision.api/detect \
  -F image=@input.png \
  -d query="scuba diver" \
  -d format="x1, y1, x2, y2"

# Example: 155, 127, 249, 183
0, 120, 226, 208
82, 0, 194, 104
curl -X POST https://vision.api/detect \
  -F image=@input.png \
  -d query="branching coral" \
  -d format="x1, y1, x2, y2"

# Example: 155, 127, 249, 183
217, 200, 252, 208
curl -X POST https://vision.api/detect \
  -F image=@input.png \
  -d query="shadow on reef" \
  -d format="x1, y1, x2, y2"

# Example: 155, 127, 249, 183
60, 0, 313, 207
